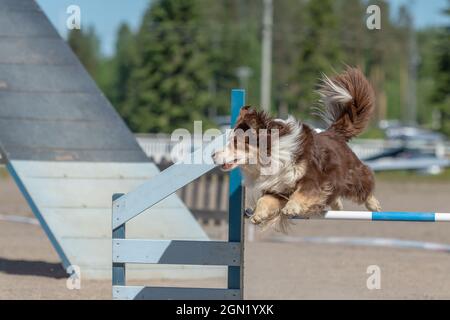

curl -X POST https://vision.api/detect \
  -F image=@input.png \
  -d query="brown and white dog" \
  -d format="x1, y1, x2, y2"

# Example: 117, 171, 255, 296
212, 67, 381, 230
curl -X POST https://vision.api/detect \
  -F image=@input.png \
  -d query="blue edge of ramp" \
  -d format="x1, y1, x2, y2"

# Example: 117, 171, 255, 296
6, 162, 71, 268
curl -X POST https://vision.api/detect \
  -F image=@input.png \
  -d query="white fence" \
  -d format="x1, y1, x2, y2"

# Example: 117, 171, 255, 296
136, 134, 450, 163
1, 135, 448, 165
134, 134, 450, 226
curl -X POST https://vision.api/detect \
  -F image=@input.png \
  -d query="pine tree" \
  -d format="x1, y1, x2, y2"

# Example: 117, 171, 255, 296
272, 0, 307, 116
336, 0, 366, 68
205, 0, 261, 114
365, 0, 392, 122
67, 26, 117, 111
397, 5, 416, 123
112, 23, 138, 120
127, 0, 214, 133
204, 0, 241, 117
67, 26, 100, 79
289, 0, 342, 118
432, 1, 450, 135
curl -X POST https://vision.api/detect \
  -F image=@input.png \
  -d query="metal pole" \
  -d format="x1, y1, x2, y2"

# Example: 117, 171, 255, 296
260, 0, 273, 112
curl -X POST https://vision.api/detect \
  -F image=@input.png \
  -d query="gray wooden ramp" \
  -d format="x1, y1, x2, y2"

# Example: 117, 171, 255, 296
0, 0, 225, 280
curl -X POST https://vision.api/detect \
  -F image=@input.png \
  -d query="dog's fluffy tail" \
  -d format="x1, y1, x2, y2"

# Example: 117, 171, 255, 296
317, 67, 375, 141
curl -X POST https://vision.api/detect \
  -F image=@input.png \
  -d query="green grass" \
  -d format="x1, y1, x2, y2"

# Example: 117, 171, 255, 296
375, 167, 450, 183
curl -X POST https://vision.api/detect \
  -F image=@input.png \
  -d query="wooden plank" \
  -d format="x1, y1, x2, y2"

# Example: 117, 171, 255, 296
190, 209, 227, 223
112, 133, 228, 229
58, 239, 227, 270
113, 286, 240, 300
0, 9, 59, 37
220, 175, 229, 211
0, 37, 75, 65
11, 161, 159, 179
0, 92, 121, 123
113, 239, 241, 266
13, 167, 158, 211
195, 176, 206, 209
75, 265, 227, 280
0, 64, 97, 93
0, 118, 139, 151
16, 178, 187, 208
4, 148, 148, 163
1, 0, 42, 11
42, 207, 200, 238
183, 181, 195, 208
208, 174, 219, 210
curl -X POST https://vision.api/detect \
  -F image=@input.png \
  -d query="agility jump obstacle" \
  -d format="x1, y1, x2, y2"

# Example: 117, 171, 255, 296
271, 211, 450, 222
112, 90, 245, 300
112, 89, 450, 300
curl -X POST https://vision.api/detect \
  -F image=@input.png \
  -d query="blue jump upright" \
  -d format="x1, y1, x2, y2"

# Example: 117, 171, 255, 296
228, 89, 245, 298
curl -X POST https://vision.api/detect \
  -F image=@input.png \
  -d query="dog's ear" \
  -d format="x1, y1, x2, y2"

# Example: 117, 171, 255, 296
246, 116, 262, 130
235, 106, 269, 130
236, 106, 255, 129
238, 105, 252, 117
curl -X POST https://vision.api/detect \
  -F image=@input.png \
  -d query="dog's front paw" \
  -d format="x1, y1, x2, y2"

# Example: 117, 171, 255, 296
251, 207, 279, 225
250, 198, 279, 225
281, 200, 303, 217
250, 214, 264, 225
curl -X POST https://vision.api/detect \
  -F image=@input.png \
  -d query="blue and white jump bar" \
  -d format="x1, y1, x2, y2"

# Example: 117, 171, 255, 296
302, 211, 450, 222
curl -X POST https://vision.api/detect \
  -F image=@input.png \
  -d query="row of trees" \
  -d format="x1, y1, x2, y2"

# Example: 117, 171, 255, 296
68, 0, 449, 136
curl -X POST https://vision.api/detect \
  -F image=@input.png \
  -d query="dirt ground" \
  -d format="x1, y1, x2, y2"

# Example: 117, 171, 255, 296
1, 169, 450, 299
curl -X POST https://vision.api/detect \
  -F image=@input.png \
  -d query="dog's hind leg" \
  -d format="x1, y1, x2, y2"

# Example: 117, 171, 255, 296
365, 194, 381, 212
330, 197, 343, 210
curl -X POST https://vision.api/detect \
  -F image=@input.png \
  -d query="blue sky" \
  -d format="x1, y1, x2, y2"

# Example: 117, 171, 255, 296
36, 0, 449, 57
36, 0, 150, 56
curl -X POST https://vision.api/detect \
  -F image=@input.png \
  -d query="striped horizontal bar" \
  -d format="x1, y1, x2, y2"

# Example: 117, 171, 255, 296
246, 210, 450, 222
113, 239, 241, 266
329, 211, 450, 222
113, 286, 240, 300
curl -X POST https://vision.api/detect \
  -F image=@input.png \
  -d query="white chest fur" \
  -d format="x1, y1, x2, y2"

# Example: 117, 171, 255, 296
241, 116, 305, 207
243, 160, 307, 207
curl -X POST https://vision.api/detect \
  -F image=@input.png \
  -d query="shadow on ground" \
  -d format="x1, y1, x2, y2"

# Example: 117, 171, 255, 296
0, 257, 67, 279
